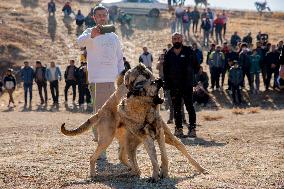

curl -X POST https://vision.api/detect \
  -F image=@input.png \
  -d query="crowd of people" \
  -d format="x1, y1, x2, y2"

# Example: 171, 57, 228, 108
173, 5, 228, 46
1, 3, 284, 139
0, 54, 132, 109
155, 36, 284, 105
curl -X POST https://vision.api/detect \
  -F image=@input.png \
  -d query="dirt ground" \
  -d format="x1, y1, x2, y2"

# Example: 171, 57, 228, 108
1, 0, 284, 188
0, 102, 283, 189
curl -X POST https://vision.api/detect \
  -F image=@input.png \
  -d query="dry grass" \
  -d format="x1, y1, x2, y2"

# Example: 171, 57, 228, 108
202, 115, 224, 121
232, 108, 245, 115
247, 107, 261, 114
271, 11, 284, 20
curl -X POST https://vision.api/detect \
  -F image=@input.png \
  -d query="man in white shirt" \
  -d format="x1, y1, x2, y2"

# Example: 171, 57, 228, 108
77, 5, 124, 145
77, 5, 124, 111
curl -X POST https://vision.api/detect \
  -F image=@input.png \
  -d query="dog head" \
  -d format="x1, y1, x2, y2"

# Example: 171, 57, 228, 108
124, 64, 164, 105
124, 64, 154, 91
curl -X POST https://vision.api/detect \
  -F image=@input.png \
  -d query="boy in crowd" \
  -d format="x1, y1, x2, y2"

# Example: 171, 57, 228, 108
229, 61, 243, 105
249, 49, 261, 94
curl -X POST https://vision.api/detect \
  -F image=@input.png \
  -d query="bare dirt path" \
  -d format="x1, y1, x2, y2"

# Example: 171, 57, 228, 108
0, 107, 283, 188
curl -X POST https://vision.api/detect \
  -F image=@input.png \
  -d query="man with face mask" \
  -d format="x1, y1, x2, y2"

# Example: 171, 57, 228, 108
209, 45, 225, 90
77, 6, 124, 150
163, 32, 200, 138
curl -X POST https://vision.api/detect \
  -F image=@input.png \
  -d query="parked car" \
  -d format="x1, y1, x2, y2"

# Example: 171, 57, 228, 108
101, 0, 168, 17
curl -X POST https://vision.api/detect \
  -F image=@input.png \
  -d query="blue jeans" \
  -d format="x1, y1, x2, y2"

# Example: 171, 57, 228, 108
183, 22, 190, 38
203, 30, 210, 47
176, 17, 183, 33
24, 83, 33, 104
250, 73, 260, 91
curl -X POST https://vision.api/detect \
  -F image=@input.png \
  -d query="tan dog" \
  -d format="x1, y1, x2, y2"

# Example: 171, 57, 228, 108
61, 64, 206, 180
118, 78, 168, 181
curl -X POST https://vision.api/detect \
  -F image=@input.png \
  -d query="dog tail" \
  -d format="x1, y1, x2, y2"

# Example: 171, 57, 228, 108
160, 118, 207, 174
61, 113, 100, 136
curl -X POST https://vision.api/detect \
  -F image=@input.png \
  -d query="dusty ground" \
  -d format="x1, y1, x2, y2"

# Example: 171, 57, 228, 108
1, 0, 284, 188
0, 105, 283, 189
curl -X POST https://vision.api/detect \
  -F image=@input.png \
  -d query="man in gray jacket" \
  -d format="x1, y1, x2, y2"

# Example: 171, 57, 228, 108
139, 47, 153, 71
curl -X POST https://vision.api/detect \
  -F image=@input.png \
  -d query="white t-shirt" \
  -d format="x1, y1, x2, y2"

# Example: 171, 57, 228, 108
50, 67, 56, 81
77, 28, 124, 83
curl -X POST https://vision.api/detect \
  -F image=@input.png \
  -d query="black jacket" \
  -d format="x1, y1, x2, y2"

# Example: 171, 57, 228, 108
239, 51, 251, 71
4, 75, 16, 89
226, 51, 239, 69
195, 72, 209, 90
163, 45, 199, 90
64, 65, 78, 81
265, 51, 280, 70
242, 35, 252, 45
34, 67, 47, 83
77, 65, 88, 85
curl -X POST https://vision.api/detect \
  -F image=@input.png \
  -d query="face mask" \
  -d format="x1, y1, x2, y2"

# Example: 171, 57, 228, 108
173, 42, 182, 49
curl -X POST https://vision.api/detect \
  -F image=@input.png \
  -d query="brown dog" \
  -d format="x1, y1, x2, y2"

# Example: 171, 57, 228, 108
61, 64, 206, 180
117, 78, 168, 181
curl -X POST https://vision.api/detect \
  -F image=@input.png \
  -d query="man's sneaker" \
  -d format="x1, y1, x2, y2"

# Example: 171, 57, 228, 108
188, 128, 197, 138
167, 119, 173, 124
174, 128, 184, 138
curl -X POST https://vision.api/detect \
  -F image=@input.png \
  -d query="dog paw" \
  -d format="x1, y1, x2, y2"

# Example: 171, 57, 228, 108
90, 171, 97, 178
147, 177, 159, 183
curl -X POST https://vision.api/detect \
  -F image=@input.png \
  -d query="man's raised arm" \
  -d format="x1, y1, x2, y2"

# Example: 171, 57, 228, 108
77, 28, 92, 47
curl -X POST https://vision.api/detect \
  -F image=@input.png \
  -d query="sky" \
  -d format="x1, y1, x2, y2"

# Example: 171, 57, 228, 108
163, 0, 284, 12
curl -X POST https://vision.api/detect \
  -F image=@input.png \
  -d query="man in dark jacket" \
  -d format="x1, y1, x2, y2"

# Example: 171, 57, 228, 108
195, 66, 209, 91
48, 0, 56, 16
192, 42, 203, 65
242, 32, 253, 47
230, 31, 241, 48
77, 62, 91, 106
21, 61, 34, 107
265, 45, 280, 90
62, 1, 73, 16
163, 32, 200, 138
226, 45, 239, 90
201, 15, 211, 47
64, 60, 78, 103
255, 41, 267, 84
239, 43, 252, 89
34, 61, 48, 104
191, 7, 200, 34
229, 61, 243, 105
